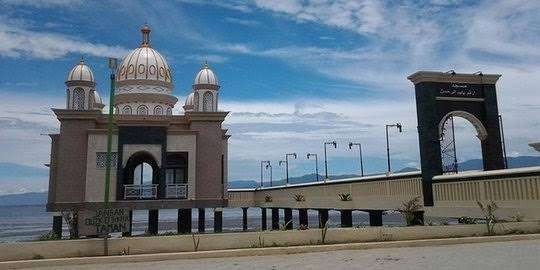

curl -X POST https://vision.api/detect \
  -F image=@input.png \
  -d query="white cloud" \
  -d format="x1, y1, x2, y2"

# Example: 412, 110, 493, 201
0, 18, 129, 60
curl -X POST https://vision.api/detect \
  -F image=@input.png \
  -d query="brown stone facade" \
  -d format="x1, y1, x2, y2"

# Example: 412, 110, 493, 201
46, 110, 229, 212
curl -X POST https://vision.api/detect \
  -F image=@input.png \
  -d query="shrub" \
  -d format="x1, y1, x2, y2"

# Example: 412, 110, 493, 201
397, 196, 422, 226
477, 201, 499, 235
38, 231, 60, 241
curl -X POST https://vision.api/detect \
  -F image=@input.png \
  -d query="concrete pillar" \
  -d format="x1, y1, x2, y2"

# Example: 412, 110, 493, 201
214, 208, 223, 233
242, 207, 248, 231
271, 208, 279, 230
369, 210, 383, 226
261, 208, 267, 231
52, 214, 62, 238
177, 209, 192, 234
298, 209, 308, 227
69, 211, 79, 239
340, 210, 352, 228
318, 209, 329, 228
148, 209, 159, 235
122, 210, 133, 237
412, 211, 425, 226
284, 208, 293, 230
198, 208, 205, 233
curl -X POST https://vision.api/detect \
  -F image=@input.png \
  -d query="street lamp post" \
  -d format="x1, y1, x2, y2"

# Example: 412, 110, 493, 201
260, 160, 270, 187
324, 141, 337, 180
102, 57, 117, 256
265, 162, 273, 187
278, 160, 286, 185
281, 153, 297, 185
348, 142, 364, 177
385, 123, 402, 174
306, 153, 319, 182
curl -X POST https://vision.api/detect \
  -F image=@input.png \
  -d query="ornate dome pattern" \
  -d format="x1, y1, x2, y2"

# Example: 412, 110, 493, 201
66, 59, 95, 84
193, 63, 219, 90
116, 25, 172, 88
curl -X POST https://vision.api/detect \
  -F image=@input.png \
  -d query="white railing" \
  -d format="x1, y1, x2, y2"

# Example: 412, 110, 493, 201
124, 184, 158, 199
166, 184, 188, 199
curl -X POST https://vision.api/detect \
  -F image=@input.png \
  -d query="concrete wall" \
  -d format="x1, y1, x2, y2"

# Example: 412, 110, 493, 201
167, 133, 197, 199
2, 222, 538, 262
229, 173, 423, 210
428, 168, 540, 219
85, 133, 118, 202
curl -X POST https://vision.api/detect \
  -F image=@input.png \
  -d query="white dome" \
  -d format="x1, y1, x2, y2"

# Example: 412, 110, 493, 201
185, 92, 194, 106
94, 90, 103, 105
116, 25, 172, 87
193, 63, 219, 89
66, 59, 94, 83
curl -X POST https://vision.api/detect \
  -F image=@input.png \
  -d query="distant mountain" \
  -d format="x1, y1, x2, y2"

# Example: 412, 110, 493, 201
0, 162, 48, 178
0, 192, 47, 206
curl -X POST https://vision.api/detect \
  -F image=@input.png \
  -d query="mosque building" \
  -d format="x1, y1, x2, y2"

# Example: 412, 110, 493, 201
47, 25, 229, 236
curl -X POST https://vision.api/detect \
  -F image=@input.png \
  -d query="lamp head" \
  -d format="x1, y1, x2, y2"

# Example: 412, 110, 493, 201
396, 123, 402, 133
108, 58, 118, 71
348, 142, 353, 149
293, 153, 297, 159
332, 141, 337, 148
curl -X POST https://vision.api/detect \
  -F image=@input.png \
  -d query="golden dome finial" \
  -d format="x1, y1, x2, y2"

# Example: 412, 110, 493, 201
141, 23, 151, 47
203, 60, 209, 69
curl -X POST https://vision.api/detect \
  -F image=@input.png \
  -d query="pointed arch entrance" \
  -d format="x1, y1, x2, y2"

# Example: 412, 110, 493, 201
408, 71, 506, 206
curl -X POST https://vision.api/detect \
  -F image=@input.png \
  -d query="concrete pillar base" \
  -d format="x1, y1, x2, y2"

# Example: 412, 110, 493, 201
284, 208, 293, 230
340, 210, 352, 228
52, 215, 62, 238
198, 208, 205, 233
148, 209, 159, 235
242, 207, 249, 231
271, 208, 279, 230
261, 208, 267, 231
177, 209, 192, 234
214, 209, 223, 233
298, 209, 308, 228
369, 210, 383, 226
122, 211, 133, 237
318, 209, 329, 228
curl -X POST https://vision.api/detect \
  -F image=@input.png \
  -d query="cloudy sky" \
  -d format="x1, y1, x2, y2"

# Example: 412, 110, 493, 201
1, 0, 539, 194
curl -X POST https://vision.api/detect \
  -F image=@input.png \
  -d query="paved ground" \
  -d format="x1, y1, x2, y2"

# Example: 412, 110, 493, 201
29, 239, 540, 270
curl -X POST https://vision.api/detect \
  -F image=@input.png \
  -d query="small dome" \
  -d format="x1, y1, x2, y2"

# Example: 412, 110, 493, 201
193, 62, 219, 90
66, 59, 95, 83
94, 90, 104, 105
185, 92, 194, 106
93, 90, 105, 109
116, 25, 172, 87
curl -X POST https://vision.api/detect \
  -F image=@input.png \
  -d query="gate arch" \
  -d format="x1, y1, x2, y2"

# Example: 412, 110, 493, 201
408, 71, 505, 205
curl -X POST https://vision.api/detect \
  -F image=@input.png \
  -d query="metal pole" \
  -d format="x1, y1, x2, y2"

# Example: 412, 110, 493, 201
359, 144, 364, 177
499, 115, 508, 169
324, 144, 328, 179
260, 161, 263, 187
103, 58, 117, 257
386, 125, 391, 173
269, 165, 272, 186
315, 155, 319, 181
285, 155, 289, 185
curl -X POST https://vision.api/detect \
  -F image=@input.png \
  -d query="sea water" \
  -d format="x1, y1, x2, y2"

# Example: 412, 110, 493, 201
0, 205, 406, 242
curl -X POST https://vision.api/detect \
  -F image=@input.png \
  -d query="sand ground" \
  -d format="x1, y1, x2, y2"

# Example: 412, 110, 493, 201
28, 239, 540, 270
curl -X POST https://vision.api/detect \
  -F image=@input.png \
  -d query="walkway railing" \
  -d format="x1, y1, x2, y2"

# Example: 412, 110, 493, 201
166, 184, 188, 199
124, 184, 158, 199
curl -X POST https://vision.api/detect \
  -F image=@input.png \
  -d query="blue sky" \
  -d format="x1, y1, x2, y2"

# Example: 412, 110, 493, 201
1, 0, 539, 194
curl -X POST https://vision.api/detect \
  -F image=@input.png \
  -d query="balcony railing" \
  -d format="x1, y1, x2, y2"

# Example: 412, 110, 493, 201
124, 184, 158, 199
166, 184, 188, 199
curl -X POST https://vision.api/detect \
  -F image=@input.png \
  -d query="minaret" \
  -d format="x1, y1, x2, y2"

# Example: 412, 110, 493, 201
65, 58, 98, 110
192, 62, 220, 112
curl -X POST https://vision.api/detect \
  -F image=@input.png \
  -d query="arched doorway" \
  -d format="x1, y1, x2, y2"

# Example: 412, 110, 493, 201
123, 151, 160, 199
439, 111, 487, 173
